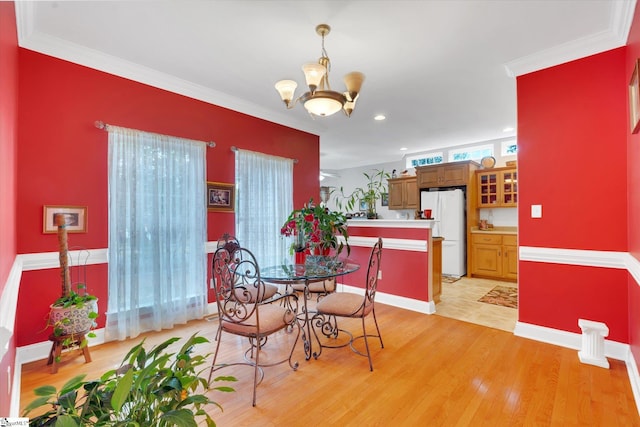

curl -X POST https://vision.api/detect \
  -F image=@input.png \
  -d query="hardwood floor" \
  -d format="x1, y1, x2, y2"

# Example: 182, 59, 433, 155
436, 276, 518, 332
20, 301, 639, 426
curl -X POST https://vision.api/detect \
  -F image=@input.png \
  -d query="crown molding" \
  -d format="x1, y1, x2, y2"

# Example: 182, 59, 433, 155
13, 2, 322, 137
504, 0, 637, 77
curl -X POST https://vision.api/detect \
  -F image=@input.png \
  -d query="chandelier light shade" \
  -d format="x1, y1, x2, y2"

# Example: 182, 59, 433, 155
275, 24, 365, 117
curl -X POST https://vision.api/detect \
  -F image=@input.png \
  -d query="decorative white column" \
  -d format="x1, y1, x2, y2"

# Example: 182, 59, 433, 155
578, 319, 609, 369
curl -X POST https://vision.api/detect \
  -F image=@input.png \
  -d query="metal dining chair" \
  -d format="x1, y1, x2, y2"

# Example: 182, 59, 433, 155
208, 245, 300, 406
310, 237, 384, 371
216, 233, 279, 303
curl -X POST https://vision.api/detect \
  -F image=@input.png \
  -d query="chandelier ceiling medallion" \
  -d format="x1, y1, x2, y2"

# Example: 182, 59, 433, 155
275, 24, 365, 118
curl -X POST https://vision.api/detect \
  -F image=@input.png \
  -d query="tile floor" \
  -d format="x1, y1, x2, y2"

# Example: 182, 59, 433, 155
435, 276, 518, 332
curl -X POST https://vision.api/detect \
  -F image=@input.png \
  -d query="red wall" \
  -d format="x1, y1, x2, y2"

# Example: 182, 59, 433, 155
0, 1, 19, 416
15, 49, 320, 346
517, 48, 629, 340
626, 3, 640, 365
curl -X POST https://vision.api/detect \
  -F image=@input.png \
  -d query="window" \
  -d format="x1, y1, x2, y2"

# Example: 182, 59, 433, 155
405, 152, 444, 169
501, 139, 518, 156
235, 149, 294, 268
106, 126, 207, 341
448, 144, 494, 162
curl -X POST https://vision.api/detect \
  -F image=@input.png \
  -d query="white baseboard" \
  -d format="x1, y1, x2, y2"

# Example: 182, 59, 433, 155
16, 327, 107, 367
339, 283, 435, 314
514, 321, 630, 361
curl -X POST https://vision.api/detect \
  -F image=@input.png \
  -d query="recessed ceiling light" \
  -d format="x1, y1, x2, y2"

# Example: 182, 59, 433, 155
400, 147, 408, 151
503, 126, 514, 132
374, 114, 386, 121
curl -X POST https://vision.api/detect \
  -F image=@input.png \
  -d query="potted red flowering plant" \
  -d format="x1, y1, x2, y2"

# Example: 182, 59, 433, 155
280, 198, 350, 260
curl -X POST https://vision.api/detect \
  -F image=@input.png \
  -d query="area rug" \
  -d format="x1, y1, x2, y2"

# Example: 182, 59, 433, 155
478, 286, 518, 309
442, 275, 461, 284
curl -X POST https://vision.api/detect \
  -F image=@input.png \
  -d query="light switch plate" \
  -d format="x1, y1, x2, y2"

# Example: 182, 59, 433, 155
531, 204, 542, 218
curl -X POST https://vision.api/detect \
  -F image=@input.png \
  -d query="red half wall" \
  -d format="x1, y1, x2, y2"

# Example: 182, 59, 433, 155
15, 49, 320, 346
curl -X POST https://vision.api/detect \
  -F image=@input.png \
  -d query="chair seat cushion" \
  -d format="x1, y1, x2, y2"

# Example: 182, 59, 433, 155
222, 303, 294, 336
234, 282, 278, 303
291, 278, 335, 293
316, 292, 371, 317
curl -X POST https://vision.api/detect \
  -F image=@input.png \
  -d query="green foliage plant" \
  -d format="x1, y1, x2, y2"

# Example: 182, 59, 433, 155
23, 333, 236, 426
331, 169, 390, 218
280, 198, 350, 256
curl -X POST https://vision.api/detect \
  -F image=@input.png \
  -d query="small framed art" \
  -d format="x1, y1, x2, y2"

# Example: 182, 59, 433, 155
630, 59, 640, 134
43, 205, 88, 233
207, 181, 235, 212
381, 193, 389, 207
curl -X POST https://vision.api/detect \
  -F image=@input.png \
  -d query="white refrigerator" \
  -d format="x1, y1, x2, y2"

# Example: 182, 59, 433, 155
420, 189, 466, 277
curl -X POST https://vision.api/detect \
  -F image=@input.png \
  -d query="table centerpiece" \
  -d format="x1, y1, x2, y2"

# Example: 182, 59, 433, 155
280, 198, 350, 265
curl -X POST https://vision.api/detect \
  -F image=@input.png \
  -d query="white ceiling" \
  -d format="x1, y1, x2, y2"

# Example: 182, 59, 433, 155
14, 1, 636, 170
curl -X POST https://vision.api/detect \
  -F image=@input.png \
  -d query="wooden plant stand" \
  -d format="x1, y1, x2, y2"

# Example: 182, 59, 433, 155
47, 331, 92, 374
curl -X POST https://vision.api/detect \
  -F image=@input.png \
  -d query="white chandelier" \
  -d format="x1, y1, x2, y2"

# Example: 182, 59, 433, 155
274, 24, 365, 118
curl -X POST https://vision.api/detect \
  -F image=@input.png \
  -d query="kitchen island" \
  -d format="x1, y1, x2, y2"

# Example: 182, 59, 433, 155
340, 219, 439, 314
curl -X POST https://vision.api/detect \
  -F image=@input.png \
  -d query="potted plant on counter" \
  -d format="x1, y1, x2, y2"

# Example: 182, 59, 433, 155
280, 198, 350, 261
331, 169, 390, 219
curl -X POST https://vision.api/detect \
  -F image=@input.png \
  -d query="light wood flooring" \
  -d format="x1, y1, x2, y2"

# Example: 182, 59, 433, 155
20, 299, 640, 426
435, 276, 518, 332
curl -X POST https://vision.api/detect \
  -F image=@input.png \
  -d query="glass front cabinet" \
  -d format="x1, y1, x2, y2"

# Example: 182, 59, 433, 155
477, 167, 518, 208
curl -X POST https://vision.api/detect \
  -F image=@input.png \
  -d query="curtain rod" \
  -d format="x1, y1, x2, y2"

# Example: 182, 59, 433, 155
95, 121, 216, 148
230, 146, 298, 163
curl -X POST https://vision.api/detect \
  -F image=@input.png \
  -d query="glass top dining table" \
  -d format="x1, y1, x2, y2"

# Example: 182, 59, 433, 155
260, 260, 360, 360
260, 261, 360, 283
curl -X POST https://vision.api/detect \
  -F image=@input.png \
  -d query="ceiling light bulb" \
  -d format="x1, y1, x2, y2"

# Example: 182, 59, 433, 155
302, 62, 326, 92
374, 114, 386, 121
275, 80, 298, 106
304, 95, 343, 116
344, 71, 365, 99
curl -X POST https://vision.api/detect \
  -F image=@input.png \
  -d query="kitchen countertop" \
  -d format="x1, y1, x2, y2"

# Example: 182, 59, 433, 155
347, 219, 435, 229
470, 226, 517, 235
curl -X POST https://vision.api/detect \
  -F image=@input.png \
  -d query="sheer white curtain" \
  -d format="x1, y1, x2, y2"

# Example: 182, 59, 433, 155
106, 126, 207, 341
235, 149, 293, 268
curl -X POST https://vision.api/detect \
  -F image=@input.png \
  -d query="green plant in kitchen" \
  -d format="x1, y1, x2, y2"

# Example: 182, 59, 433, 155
331, 169, 391, 218
280, 198, 350, 256
48, 214, 98, 357
22, 333, 236, 426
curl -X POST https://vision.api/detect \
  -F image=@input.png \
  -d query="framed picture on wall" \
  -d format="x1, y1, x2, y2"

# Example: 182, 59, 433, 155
381, 193, 389, 207
359, 200, 368, 212
207, 181, 235, 212
43, 205, 88, 233
629, 59, 640, 134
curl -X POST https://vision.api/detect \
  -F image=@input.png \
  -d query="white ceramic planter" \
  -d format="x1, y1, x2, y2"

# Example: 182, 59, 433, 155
49, 299, 98, 335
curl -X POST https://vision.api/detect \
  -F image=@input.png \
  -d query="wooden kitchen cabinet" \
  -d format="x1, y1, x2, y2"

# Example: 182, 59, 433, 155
502, 235, 518, 280
477, 167, 518, 207
432, 237, 443, 303
470, 232, 517, 281
416, 161, 476, 188
388, 176, 418, 210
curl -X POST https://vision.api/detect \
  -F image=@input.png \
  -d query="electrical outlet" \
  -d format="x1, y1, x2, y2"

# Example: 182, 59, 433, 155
377, 270, 382, 280
210, 277, 216, 289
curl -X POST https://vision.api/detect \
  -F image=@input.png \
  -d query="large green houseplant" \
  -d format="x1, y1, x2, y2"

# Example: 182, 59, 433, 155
331, 169, 390, 218
23, 333, 236, 426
